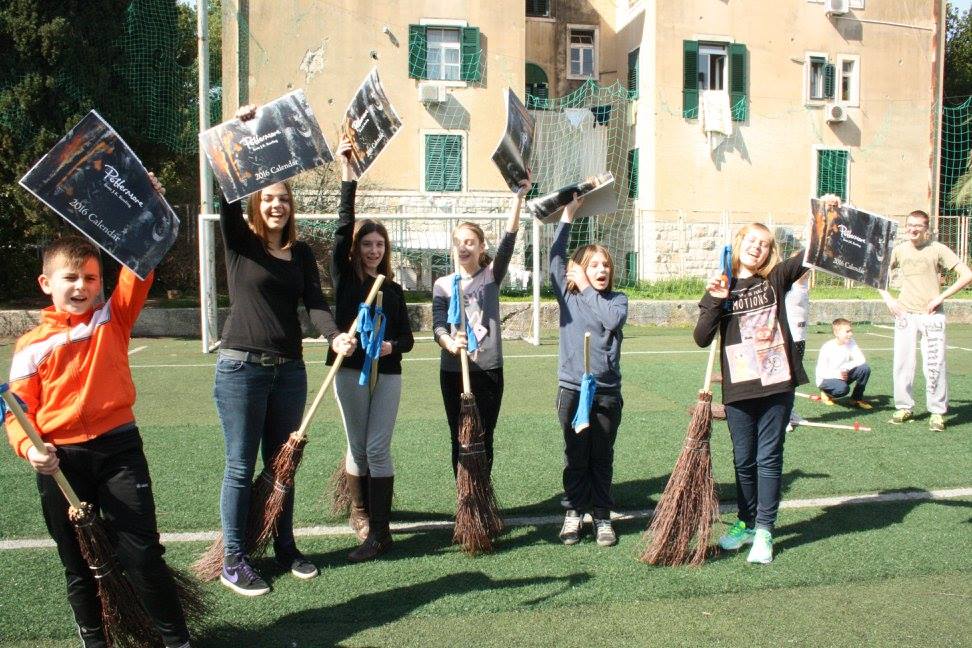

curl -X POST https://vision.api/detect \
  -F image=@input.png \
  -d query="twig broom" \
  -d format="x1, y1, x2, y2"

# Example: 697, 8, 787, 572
1, 385, 208, 647
194, 276, 385, 580
639, 341, 720, 566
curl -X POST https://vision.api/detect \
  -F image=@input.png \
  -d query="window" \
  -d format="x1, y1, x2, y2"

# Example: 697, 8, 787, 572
526, 63, 549, 109
837, 55, 860, 107
816, 148, 849, 200
806, 54, 835, 102
425, 134, 463, 192
698, 43, 726, 91
427, 28, 461, 81
526, 0, 549, 17
408, 24, 482, 83
682, 40, 748, 121
568, 26, 597, 79
627, 148, 639, 199
628, 48, 639, 99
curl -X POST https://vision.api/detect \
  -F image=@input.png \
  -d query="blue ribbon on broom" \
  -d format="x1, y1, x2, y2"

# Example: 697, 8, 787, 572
356, 302, 387, 386
0, 383, 28, 418
447, 273, 479, 354
719, 243, 733, 311
571, 372, 596, 432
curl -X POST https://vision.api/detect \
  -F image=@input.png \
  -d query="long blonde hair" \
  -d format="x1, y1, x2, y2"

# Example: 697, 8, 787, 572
731, 223, 780, 278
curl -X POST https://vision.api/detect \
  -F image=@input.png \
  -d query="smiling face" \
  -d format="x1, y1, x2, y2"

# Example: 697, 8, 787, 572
359, 231, 386, 275
904, 214, 929, 245
454, 225, 486, 271
736, 227, 774, 276
834, 323, 854, 345
258, 183, 292, 237
39, 255, 102, 316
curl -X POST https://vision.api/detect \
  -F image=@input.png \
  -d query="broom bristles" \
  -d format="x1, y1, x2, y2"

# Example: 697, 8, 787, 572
453, 393, 504, 555
70, 503, 159, 648
640, 390, 720, 567
328, 455, 352, 515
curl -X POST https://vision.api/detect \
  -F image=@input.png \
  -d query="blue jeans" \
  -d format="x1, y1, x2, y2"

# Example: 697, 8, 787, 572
819, 363, 871, 401
214, 353, 307, 557
724, 391, 794, 530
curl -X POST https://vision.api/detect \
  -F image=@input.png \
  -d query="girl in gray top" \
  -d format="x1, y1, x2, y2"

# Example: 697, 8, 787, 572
550, 196, 628, 548
432, 179, 530, 476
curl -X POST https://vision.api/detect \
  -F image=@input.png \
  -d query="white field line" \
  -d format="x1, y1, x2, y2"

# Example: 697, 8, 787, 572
2, 486, 969, 551
127, 346, 147, 355
873, 324, 895, 330
866, 330, 972, 351
866, 331, 895, 340
127, 347, 898, 369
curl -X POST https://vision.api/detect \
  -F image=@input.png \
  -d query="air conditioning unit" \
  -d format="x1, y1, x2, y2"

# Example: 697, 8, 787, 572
626, 99, 638, 126
825, 0, 850, 16
418, 83, 447, 104
825, 102, 847, 123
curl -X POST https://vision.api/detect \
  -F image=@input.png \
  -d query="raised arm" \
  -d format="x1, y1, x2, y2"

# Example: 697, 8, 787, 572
578, 289, 628, 332
549, 220, 570, 302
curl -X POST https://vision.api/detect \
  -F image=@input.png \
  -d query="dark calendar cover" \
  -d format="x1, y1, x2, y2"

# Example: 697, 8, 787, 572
804, 198, 898, 289
200, 89, 332, 202
340, 68, 402, 179
19, 110, 179, 280
491, 88, 535, 191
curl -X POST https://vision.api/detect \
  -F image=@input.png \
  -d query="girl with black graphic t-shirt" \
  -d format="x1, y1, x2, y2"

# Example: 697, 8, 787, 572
693, 223, 809, 565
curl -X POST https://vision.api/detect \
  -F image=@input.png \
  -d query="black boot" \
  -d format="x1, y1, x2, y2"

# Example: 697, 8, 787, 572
347, 473, 370, 542
348, 476, 393, 562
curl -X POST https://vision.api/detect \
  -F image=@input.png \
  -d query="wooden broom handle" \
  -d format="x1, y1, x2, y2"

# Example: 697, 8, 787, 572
369, 292, 383, 394
701, 339, 718, 393
296, 275, 385, 437
453, 251, 473, 395
1, 389, 83, 509
583, 332, 591, 373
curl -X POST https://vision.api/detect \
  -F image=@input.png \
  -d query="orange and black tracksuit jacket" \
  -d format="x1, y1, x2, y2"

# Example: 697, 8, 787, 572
4, 269, 152, 458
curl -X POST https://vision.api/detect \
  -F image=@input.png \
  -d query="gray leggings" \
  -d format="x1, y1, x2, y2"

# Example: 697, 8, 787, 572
333, 368, 402, 478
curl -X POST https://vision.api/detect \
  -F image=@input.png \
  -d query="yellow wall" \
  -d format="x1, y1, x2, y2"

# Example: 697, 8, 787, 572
652, 0, 941, 221
222, 0, 525, 192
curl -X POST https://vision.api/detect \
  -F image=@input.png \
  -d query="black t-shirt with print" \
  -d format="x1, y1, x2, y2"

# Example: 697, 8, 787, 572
693, 251, 809, 404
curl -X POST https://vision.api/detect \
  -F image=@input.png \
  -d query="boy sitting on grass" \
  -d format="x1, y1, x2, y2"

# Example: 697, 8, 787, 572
814, 318, 872, 409
3, 178, 191, 648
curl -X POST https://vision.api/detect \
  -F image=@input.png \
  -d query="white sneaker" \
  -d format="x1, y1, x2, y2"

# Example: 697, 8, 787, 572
559, 510, 583, 545
746, 528, 773, 564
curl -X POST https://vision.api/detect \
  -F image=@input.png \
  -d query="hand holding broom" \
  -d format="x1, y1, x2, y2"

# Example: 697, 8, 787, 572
1, 384, 208, 646
194, 276, 385, 580
640, 340, 721, 566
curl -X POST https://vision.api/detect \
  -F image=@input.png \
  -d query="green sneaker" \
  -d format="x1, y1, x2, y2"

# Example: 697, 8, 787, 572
747, 528, 774, 564
718, 520, 755, 551
929, 413, 945, 432
890, 409, 913, 424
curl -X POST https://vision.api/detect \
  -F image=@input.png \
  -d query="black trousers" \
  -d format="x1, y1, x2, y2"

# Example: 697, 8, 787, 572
440, 368, 504, 476
37, 427, 189, 647
557, 386, 623, 518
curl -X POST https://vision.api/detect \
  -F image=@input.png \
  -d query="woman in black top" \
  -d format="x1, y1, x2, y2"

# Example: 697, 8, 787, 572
328, 135, 414, 562
213, 105, 355, 596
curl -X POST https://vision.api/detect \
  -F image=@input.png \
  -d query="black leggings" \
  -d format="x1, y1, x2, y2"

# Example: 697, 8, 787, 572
440, 368, 504, 476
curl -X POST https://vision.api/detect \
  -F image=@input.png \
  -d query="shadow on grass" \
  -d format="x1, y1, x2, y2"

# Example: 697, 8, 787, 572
195, 571, 591, 647
775, 488, 972, 555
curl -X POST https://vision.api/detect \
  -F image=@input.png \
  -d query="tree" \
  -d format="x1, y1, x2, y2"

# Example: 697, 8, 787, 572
946, 3, 972, 102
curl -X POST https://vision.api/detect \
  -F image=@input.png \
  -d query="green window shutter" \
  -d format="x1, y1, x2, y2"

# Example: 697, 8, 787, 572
408, 25, 427, 80
683, 40, 699, 119
729, 43, 748, 122
628, 48, 639, 99
627, 148, 639, 199
824, 63, 836, 99
426, 135, 463, 192
816, 149, 849, 201
461, 27, 482, 82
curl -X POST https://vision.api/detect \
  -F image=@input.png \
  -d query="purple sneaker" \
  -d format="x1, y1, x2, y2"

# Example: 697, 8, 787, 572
220, 554, 270, 596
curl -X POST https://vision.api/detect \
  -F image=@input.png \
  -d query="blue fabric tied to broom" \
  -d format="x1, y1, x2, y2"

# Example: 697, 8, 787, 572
447, 273, 479, 353
719, 243, 733, 311
0, 383, 28, 418
571, 372, 596, 432
356, 302, 387, 386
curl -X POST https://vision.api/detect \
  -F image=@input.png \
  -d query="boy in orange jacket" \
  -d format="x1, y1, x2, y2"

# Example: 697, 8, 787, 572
4, 187, 190, 647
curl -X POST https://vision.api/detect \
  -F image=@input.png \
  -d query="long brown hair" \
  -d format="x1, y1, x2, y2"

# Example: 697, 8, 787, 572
731, 223, 780, 278
567, 244, 615, 293
350, 219, 394, 281
452, 222, 492, 268
246, 181, 297, 250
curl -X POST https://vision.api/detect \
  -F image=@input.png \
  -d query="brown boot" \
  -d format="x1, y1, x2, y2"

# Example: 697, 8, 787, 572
347, 473, 370, 542
348, 476, 393, 562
